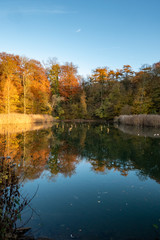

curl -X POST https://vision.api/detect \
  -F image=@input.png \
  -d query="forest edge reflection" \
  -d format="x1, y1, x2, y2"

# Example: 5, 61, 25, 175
0, 122, 159, 183
0, 123, 160, 239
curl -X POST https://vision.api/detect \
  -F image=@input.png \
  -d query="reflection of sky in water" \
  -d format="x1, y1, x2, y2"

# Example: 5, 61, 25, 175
0, 123, 160, 239
21, 160, 160, 240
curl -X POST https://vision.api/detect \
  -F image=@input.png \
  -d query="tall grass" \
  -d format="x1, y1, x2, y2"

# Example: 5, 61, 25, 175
0, 114, 54, 125
115, 114, 160, 127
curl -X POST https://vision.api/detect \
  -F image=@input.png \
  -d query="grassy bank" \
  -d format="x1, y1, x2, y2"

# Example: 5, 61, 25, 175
115, 114, 160, 127
0, 114, 54, 125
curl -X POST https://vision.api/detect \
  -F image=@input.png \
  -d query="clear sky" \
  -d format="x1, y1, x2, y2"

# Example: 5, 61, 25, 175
0, 0, 160, 77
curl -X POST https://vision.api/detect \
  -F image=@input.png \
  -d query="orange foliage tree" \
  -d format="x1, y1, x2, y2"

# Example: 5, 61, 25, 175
0, 53, 22, 113
0, 52, 51, 114
91, 67, 109, 104
59, 63, 81, 100
27, 59, 51, 114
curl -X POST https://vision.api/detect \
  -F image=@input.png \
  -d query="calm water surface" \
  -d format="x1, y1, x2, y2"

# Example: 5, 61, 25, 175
0, 123, 160, 240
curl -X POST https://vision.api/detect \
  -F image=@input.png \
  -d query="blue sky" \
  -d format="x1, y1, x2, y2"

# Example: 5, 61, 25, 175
0, 0, 160, 77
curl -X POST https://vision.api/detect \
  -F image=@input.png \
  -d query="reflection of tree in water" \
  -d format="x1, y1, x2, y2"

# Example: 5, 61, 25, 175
0, 127, 57, 239
0, 123, 159, 239
0, 129, 51, 181
0, 125, 80, 180
51, 123, 160, 182
0, 132, 22, 164
0, 123, 160, 184
48, 141, 80, 177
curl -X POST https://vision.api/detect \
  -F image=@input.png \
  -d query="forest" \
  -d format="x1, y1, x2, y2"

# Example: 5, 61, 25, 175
0, 52, 160, 120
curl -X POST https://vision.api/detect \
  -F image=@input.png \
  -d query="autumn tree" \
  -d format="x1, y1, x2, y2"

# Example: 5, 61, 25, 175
91, 67, 109, 104
47, 58, 61, 96
20, 57, 34, 114
95, 82, 123, 119
59, 62, 81, 100
26, 59, 51, 114
151, 62, 160, 113
0, 51, 159, 119
121, 65, 134, 90
80, 90, 87, 117
0, 53, 22, 113
47, 59, 64, 116
131, 65, 152, 114
0, 52, 52, 115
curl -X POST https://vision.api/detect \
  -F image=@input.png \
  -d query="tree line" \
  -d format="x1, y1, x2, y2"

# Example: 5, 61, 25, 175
0, 52, 160, 119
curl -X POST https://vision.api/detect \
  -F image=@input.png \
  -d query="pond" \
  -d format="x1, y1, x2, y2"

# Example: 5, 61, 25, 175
0, 122, 160, 240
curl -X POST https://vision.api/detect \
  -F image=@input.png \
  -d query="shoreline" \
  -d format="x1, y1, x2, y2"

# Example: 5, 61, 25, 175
1, 114, 160, 128
56, 119, 107, 123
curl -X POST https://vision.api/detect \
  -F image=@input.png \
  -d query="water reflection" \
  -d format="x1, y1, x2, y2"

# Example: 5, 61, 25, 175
0, 123, 160, 239
0, 127, 52, 181
116, 123, 160, 138
0, 123, 160, 183
50, 123, 160, 182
